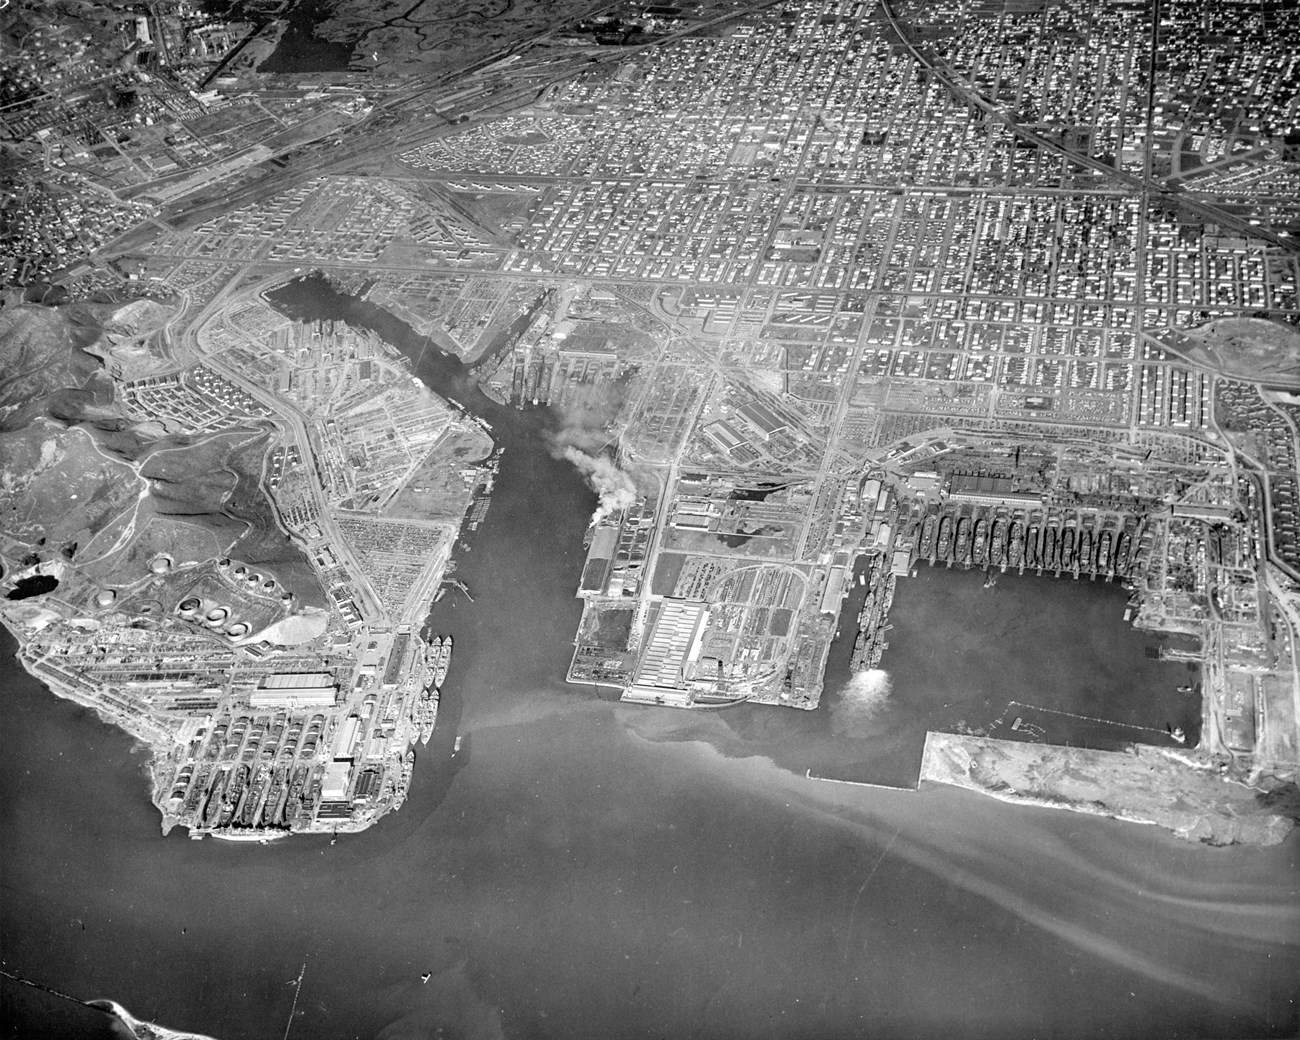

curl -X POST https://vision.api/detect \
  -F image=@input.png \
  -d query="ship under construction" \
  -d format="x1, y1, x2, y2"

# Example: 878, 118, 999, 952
904, 504, 1151, 579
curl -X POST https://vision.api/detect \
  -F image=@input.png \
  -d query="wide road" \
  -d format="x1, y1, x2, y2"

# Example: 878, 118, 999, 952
877, 0, 1299, 256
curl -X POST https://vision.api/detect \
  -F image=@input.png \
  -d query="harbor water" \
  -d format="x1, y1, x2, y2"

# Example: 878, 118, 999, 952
2, 276, 1296, 1039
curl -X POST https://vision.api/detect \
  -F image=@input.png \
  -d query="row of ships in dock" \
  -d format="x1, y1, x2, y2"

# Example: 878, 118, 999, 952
910, 505, 1150, 578
170, 710, 354, 837
414, 634, 453, 745
511, 358, 554, 408
166, 635, 454, 841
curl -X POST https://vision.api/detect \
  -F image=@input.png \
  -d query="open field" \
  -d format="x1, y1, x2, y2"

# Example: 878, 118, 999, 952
921, 731, 1295, 846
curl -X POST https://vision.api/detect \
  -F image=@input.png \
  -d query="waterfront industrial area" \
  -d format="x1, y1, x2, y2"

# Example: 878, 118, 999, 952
2, 276, 484, 838
2, 0, 1300, 845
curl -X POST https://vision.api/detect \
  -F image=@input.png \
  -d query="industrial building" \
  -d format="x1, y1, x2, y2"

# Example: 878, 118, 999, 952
624, 599, 710, 706
249, 672, 337, 708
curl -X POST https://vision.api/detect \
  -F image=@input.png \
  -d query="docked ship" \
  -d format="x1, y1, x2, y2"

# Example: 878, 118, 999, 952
285, 765, 309, 823
433, 635, 452, 689
525, 361, 541, 404
936, 514, 954, 564
212, 829, 287, 843
990, 515, 1008, 569
954, 513, 972, 568
1115, 527, 1133, 575
1043, 519, 1059, 571
1025, 511, 1042, 569
1077, 525, 1094, 575
1097, 529, 1113, 574
972, 516, 989, 567
418, 695, 438, 746
919, 512, 938, 561
1008, 516, 1025, 570
511, 362, 525, 404
240, 765, 269, 827
201, 769, 228, 829
1060, 523, 1076, 572
184, 764, 212, 815
262, 767, 288, 828
1112, 520, 1133, 577
218, 764, 249, 829
413, 635, 451, 746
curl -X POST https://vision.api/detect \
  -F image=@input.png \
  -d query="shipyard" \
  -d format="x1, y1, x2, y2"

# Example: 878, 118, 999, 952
143, 629, 452, 839
3, 0, 1300, 1033
1, 278, 491, 840
565, 443, 1186, 722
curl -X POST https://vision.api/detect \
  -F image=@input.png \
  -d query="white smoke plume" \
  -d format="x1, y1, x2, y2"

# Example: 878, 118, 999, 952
562, 446, 637, 522
830, 668, 893, 737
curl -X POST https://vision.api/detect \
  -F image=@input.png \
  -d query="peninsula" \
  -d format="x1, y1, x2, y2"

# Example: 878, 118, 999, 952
1, 284, 491, 838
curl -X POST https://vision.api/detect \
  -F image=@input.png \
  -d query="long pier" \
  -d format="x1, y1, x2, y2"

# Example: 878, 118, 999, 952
1002, 700, 1173, 739
806, 769, 917, 792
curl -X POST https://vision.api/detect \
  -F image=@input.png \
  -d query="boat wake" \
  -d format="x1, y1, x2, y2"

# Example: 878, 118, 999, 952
830, 668, 893, 736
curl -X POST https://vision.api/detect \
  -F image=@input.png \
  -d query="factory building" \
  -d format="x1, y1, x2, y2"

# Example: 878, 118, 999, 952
249, 672, 337, 708
625, 600, 711, 706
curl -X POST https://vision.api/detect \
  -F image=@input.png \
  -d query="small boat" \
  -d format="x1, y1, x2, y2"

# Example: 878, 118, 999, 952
453, 735, 463, 755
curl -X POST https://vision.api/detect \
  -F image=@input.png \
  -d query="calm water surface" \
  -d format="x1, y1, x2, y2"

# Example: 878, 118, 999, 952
2, 278, 1296, 1039
257, 0, 353, 74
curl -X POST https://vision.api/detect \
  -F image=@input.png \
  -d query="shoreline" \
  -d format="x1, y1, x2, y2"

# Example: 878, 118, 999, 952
920, 730, 1294, 847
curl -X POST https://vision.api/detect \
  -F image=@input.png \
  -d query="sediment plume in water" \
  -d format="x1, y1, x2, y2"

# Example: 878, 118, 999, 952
831, 668, 893, 736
